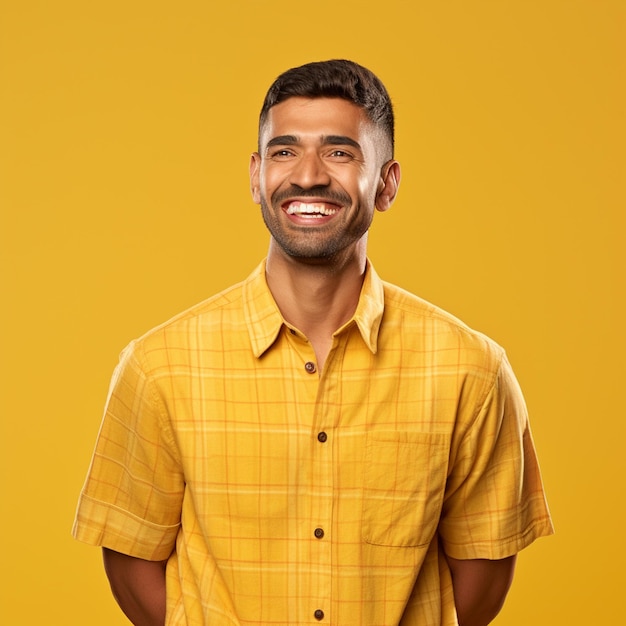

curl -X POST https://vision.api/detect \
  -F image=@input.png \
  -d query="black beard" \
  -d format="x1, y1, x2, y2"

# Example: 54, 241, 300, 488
260, 198, 341, 259
260, 196, 373, 261
271, 184, 351, 208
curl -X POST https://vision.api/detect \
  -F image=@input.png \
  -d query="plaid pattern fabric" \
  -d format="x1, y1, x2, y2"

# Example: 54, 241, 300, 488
73, 260, 553, 625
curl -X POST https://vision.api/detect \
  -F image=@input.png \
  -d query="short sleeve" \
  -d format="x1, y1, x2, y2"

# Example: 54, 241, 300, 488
439, 353, 554, 560
72, 342, 184, 561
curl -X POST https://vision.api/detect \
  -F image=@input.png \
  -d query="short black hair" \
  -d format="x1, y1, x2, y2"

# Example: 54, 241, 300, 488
259, 59, 394, 158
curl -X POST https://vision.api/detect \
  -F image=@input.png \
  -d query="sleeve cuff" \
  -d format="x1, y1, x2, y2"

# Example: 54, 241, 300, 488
72, 492, 180, 561
442, 515, 555, 560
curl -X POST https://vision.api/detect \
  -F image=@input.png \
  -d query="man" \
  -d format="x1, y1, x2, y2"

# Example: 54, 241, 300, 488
74, 60, 553, 626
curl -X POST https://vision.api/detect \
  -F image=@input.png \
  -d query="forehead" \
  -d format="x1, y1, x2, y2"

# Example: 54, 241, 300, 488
260, 97, 374, 148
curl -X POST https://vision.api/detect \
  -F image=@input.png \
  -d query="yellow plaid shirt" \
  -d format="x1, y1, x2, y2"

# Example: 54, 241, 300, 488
74, 260, 553, 625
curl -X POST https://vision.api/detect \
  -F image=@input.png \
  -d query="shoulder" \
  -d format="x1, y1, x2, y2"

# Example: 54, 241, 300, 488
146, 280, 246, 339
118, 279, 249, 374
381, 280, 505, 371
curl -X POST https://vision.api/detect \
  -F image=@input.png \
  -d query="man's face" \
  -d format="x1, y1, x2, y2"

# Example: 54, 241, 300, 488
250, 97, 394, 262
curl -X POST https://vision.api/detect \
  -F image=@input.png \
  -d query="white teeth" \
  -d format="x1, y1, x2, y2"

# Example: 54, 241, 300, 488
286, 202, 337, 217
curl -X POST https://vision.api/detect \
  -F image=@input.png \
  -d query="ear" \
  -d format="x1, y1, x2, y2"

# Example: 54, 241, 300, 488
375, 160, 401, 212
249, 152, 262, 204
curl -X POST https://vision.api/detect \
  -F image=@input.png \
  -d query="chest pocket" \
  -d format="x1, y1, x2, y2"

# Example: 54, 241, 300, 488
361, 431, 450, 547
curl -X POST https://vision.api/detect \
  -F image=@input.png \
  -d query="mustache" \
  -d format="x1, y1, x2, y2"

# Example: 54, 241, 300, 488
271, 185, 351, 207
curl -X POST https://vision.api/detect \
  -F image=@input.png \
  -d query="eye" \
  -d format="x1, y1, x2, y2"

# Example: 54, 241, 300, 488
328, 149, 353, 160
269, 149, 295, 159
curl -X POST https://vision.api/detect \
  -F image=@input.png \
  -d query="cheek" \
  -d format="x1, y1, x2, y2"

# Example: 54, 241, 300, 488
257, 174, 270, 203
260, 165, 283, 197
265, 170, 302, 207
356, 174, 378, 204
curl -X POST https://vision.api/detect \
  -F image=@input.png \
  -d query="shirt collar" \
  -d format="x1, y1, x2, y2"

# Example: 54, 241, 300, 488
243, 259, 385, 358
349, 259, 385, 354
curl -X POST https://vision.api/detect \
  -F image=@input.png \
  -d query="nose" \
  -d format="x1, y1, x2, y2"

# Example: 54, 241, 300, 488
289, 150, 331, 189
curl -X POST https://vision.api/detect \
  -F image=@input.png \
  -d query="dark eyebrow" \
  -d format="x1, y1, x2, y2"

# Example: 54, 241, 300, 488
265, 135, 299, 150
322, 135, 362, 151
264, 134, 362, 152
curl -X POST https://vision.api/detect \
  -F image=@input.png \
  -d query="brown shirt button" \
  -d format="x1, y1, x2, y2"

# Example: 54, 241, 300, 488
314, 609, 324, 620
317, 432, 327, 443
304, 361, 316, 374
314, 527, 324, 539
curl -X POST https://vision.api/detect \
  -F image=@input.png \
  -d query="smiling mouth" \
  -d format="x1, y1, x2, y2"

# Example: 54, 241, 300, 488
284, 201, 339, 218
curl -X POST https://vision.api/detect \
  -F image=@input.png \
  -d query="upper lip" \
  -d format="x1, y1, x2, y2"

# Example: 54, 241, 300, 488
281, 197, 342, 208
273, 187, 351, 208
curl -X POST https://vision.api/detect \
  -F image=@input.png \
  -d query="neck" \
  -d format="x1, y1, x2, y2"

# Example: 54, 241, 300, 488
265, 240, 367, 369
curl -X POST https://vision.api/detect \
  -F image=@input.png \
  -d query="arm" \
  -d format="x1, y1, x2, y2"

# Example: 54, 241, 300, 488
446, 555, 517, 626
102, 548, 168, 626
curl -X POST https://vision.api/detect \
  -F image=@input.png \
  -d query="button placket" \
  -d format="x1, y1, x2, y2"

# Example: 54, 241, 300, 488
307, 338, 342, 626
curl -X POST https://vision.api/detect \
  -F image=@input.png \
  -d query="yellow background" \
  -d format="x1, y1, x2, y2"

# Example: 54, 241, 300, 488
1, 1, 624, 623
